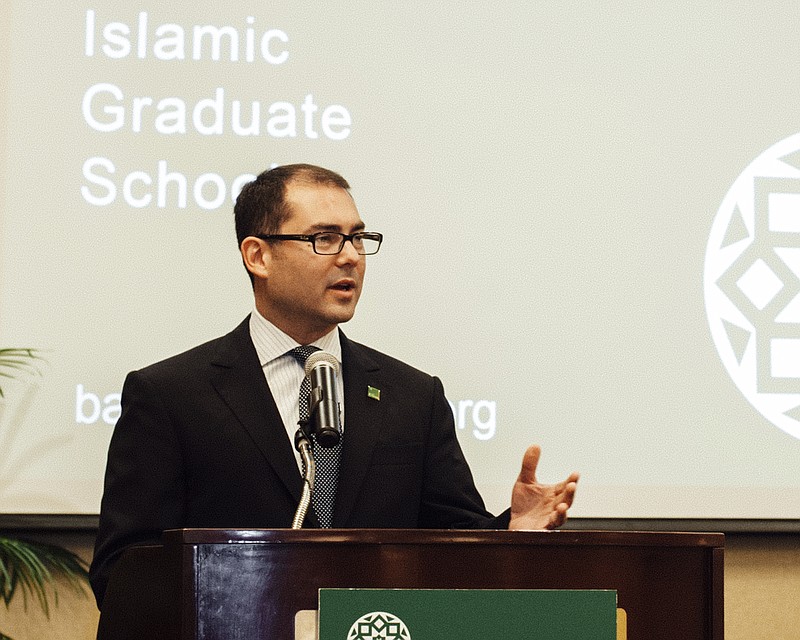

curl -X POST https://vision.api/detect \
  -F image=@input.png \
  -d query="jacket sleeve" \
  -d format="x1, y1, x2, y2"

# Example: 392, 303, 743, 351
418, 376, 510, 530
89, 368, 186, 609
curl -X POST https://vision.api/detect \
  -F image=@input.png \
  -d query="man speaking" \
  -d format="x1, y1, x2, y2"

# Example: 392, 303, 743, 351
89, 163, 579, 607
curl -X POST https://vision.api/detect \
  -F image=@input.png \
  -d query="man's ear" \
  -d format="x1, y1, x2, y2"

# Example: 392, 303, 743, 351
240, 236, 271, 280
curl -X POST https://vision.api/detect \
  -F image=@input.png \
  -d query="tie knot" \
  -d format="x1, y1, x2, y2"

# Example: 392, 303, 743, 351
289, 345, 321, 366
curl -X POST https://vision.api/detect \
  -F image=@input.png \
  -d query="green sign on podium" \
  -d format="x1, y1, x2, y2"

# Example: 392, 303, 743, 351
319, 588, 618, 640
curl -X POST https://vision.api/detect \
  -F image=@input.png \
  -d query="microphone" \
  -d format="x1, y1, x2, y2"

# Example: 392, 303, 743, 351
304, 351, 342, 448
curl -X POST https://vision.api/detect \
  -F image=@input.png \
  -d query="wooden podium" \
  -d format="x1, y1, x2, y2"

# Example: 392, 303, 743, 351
97, 529, 723, 640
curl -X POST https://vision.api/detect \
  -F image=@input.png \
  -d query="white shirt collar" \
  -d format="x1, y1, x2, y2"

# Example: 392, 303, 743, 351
249, 306, 342, 367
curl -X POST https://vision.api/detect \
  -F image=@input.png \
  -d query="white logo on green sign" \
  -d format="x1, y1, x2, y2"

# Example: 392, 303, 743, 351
346, 611, 411, 640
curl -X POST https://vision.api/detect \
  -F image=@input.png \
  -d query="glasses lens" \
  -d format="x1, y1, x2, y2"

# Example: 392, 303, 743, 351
311, 232, 382, 254
312, 233, 344, 254
356, 233, 382, 255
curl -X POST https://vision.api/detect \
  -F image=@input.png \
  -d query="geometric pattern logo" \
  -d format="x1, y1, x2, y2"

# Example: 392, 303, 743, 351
704, 132, 800, 440
346, 611, 411, 640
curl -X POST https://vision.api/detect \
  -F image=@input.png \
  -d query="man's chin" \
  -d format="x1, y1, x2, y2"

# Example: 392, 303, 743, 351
331, 309, 357, 325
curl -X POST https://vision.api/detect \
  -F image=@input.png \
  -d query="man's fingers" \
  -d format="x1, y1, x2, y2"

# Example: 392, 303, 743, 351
517, 444, 542, 484
563, 475, 580, 496
548, 503, 569, 529
561, 478, 579, 507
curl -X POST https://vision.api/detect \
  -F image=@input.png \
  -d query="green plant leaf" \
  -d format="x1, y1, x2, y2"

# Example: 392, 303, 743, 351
0, 537, 89, 617
0, 350, 75, 640
0, 349, 45, 398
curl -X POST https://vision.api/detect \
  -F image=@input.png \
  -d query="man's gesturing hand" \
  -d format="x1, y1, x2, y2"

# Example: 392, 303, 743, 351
508, 445, 579, 530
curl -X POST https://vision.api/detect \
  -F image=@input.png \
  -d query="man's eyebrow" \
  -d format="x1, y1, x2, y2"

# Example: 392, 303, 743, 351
307, 222, 366, 233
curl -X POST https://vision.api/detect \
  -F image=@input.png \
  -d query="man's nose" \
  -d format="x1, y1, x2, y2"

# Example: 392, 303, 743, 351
336, 238, 361, 263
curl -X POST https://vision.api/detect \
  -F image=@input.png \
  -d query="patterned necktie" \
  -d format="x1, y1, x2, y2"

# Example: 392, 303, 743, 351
289, 346, 343, 528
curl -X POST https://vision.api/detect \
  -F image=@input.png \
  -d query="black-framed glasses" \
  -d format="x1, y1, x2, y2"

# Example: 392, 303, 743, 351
255, 231, 383, 255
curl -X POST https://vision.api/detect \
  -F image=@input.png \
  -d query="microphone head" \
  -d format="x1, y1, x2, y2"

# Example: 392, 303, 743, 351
304, 350, 340, 376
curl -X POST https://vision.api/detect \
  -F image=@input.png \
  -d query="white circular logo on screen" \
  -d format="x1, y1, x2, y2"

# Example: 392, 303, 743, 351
705, 132, 800, 440
346, 611, 411, 640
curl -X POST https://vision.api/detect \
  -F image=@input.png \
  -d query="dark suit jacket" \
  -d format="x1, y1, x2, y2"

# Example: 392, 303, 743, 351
90, 317, 508, 607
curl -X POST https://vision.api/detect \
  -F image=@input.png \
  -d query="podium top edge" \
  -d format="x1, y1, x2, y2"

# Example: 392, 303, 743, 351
161, 528, 724, 547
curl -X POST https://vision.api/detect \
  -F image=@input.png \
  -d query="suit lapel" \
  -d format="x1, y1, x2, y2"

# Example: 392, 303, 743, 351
210, 318, 305, 507
333, 332, 384, 526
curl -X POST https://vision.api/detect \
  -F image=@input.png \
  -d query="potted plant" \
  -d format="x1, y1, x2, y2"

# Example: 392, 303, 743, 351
0, 349, 90, 640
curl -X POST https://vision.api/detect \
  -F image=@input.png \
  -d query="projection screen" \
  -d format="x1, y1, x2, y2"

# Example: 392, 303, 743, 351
2, 2, 800, 525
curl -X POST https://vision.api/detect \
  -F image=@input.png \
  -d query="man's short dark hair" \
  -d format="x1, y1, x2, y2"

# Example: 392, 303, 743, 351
234, 163, 351, 245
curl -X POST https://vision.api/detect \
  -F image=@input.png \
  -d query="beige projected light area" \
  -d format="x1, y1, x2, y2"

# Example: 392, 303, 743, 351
1, 2, 799, 518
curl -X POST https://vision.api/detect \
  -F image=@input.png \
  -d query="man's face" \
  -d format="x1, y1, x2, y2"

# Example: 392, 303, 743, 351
256, 181, 367, 344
